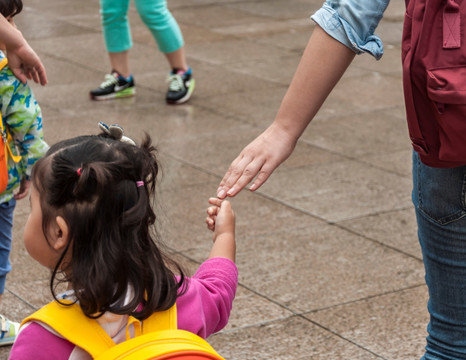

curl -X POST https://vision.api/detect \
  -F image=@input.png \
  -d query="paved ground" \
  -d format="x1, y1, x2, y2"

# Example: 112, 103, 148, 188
1, 0, 428, 359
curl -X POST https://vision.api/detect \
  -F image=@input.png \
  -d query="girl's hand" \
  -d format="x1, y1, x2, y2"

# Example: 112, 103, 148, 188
206, 198, 235, 239
206, 198, 236, 262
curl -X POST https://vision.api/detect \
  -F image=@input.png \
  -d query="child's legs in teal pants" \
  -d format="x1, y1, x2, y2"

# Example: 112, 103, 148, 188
100, 0, 132, 53
100, 0, 184, 54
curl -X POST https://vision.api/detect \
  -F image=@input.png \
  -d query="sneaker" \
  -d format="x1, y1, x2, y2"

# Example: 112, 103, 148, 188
166, 68, 195, 104
90, 70, 135, 101
0, 314, 19, 346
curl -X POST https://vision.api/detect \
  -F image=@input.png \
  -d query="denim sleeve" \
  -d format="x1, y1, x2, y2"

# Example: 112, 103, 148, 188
311, 0, 391, 60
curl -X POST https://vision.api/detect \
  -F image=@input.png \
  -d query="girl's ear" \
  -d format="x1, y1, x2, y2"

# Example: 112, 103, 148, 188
53, 216, 70, 251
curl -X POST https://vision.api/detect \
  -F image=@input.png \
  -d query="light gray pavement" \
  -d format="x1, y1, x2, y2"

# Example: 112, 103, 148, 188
1, 0, 427, 359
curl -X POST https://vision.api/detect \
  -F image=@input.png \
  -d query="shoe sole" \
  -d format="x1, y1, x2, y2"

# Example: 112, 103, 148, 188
90, 87, 135, 101
0, 339, 15, 346
166, 79, 195, 105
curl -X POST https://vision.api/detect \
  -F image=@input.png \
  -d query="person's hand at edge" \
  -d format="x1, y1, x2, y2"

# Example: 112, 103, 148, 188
0, 14, 47, 85
7, 38, 47, 85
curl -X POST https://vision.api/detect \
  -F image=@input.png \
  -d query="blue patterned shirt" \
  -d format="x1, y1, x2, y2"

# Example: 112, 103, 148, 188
0, 50, 48, 204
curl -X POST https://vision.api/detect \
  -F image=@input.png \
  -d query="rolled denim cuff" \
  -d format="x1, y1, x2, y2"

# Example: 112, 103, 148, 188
311, 3, 384, 60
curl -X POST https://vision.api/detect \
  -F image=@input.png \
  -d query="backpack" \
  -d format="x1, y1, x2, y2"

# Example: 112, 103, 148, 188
402, 0, 466, 167
0, 114, 21, 194
21, 300, 225, 360
0, 57, 21, 194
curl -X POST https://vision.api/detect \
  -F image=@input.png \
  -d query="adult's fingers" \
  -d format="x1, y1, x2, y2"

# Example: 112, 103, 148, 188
10, 66, 26, 84
27, 67, 39, 84
217, 156, 265, 198
224, 158, 266, 197
34, 64, 47, 85
247, 161, 276, 191
217, 155, 246, 198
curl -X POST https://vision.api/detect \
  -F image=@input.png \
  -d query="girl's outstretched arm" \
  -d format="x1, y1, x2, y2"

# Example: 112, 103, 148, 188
206, 198, 235, 262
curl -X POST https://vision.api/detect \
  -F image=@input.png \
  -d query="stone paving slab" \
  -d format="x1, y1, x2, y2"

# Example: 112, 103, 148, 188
0, 0, 428, 359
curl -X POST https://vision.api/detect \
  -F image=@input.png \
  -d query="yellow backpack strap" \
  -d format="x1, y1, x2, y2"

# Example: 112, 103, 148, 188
0, 113, 21, 164
0, 58, 7, 72
21, 300, 115, 357
6, 132, 21, 163
0, 57, 8, 154
0, 56, 21, 165
0, 113, 5, 144
141, 303, 177, 333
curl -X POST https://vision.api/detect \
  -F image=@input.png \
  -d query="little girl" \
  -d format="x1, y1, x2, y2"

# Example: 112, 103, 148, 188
9, 128, 237, 359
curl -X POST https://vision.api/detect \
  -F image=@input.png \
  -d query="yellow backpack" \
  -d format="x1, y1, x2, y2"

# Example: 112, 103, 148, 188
21, 300, 226, 360
0, 57, 21, 194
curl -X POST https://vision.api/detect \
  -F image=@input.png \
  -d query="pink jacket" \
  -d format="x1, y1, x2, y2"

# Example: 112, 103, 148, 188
10, 257, 238, 359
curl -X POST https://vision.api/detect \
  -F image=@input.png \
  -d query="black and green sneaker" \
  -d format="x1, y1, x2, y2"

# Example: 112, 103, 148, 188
90, 70, 135, 101
166, 67, 195, 104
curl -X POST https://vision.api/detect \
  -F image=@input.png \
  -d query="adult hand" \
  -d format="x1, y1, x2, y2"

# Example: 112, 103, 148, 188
216, 123, 297, 199
7, 39, 47, 85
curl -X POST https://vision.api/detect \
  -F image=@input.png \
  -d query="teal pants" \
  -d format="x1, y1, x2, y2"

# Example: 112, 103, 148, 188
100, 0, 184, 54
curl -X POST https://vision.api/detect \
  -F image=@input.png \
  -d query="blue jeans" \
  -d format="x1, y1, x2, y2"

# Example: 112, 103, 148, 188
0, 199, 15, 295
413, 151, 466, 359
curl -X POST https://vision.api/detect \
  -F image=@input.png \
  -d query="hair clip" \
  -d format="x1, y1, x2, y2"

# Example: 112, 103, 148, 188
98, 122, 136, 146
136, 181, 144, 188
77, 168, 82, 176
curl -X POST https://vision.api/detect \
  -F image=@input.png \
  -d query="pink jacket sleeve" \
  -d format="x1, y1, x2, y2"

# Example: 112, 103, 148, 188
9, 322, 74, 359
176, 257, 238, 339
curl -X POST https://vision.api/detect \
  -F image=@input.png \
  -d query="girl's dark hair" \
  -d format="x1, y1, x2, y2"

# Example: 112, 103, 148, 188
0, 0, 22, 18
31, 133, 185, 320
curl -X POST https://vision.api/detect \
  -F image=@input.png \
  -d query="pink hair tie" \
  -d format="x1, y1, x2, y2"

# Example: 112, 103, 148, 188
77, 168, 82, 176
136, 181, 144, 187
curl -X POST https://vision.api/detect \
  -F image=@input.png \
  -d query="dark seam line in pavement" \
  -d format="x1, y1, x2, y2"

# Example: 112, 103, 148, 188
5, 288, 38, 311
160, 151, 421, 261
87, 240, 414, 358
301, 283, 426, 315
332, 221, 423, 262
175, 251, 425, 328
296, 312, 388, 359
213, 313, 387, 359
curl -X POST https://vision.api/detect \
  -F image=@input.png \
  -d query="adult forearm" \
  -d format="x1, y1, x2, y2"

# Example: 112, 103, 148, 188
273, 25, 356, 140
217, 25, 357, 198
0, 15, 24, 49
